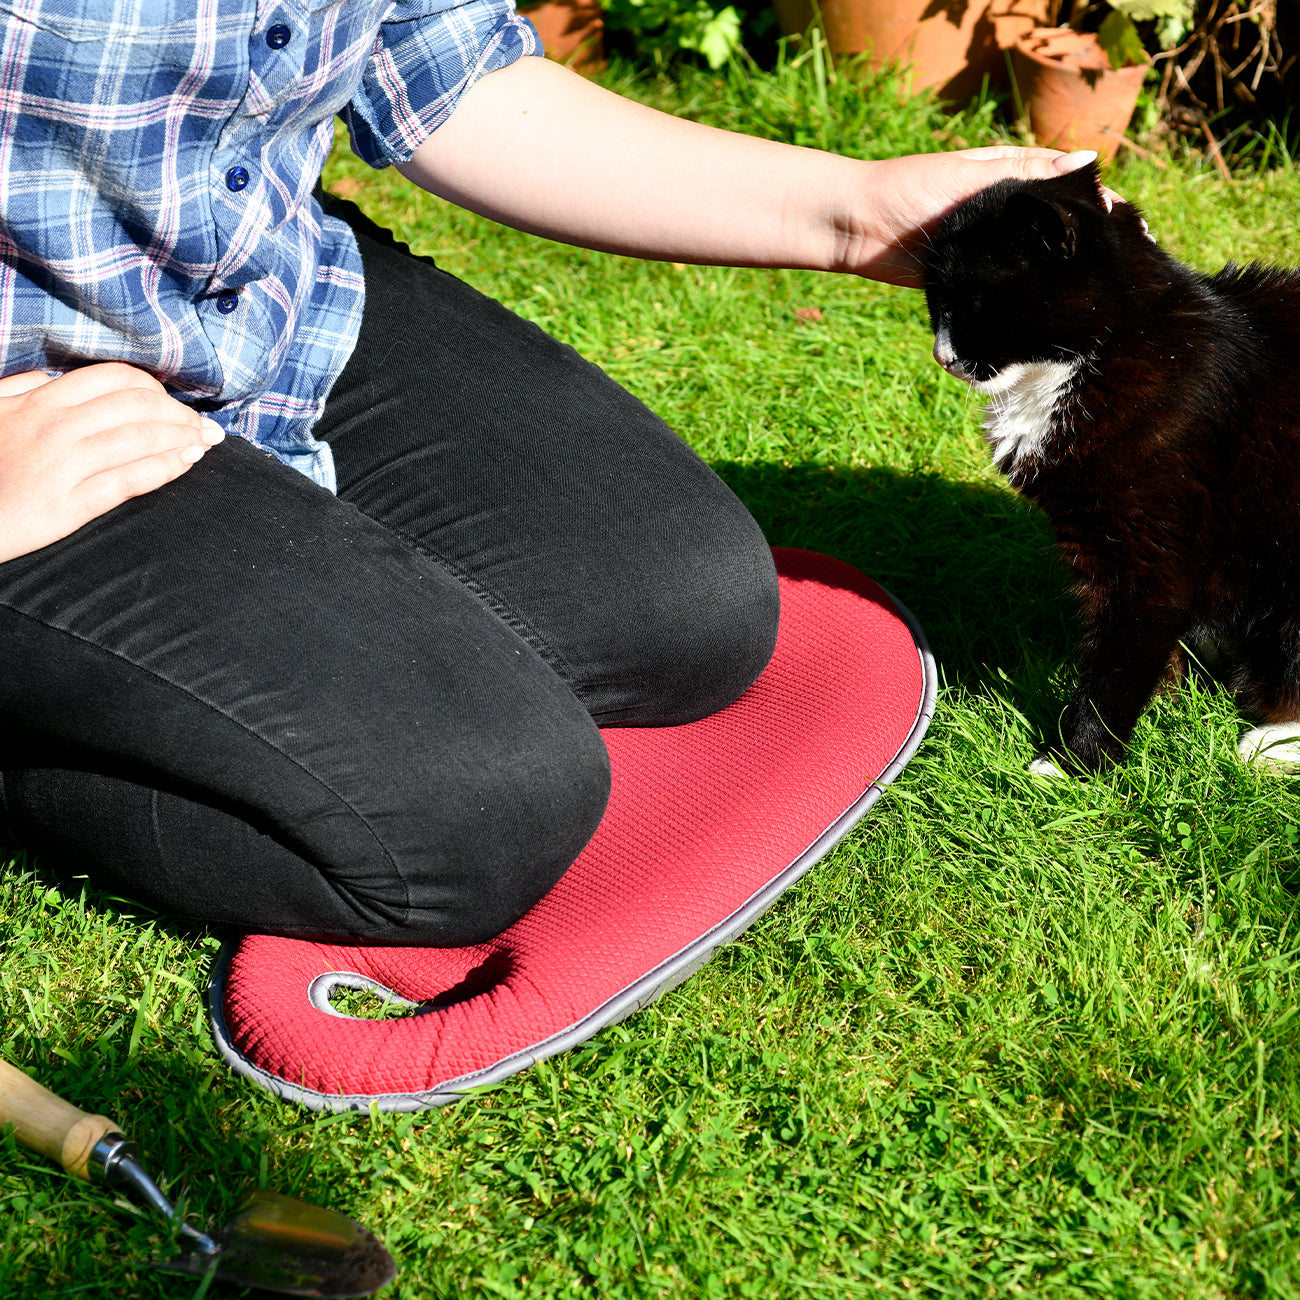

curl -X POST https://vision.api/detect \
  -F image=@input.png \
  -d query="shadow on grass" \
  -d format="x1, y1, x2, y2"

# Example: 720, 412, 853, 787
714, 459, 1078, 692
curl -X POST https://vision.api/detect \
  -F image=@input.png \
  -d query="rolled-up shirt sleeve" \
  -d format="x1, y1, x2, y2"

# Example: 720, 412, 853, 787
342, 0, 543, 167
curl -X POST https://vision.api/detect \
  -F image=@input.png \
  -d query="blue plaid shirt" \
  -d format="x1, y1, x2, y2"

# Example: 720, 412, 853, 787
0, 0, 541, 490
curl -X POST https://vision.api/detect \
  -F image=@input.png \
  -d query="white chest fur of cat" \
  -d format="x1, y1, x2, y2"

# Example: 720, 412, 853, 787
931, 326, 1080, 474
979, 359, 1080, 472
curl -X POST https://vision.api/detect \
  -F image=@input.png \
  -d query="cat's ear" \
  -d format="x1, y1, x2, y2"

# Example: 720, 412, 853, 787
1004, 192, 1081, 260
1059, 160, 1108, 210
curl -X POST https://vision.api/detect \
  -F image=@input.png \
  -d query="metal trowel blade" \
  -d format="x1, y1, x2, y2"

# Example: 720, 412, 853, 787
154, 1190, 397, 1298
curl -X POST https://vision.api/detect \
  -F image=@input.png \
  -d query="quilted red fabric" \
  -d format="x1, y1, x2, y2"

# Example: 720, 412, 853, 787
210, 548, 934, 1110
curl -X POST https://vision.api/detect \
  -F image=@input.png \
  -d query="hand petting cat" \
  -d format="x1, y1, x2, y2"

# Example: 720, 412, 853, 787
846, 147, 1129, 288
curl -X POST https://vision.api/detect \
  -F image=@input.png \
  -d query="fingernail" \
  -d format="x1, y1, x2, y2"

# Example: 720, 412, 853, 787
1054, 149, 1098, 172
1138, 216, 1155, 242
1102, 194, 1113, 213
181, 444, 206, 463
200, 419, 226, 445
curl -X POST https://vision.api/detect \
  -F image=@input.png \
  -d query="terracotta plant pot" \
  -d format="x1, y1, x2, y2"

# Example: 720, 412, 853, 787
1011, 27, 1149, 161
519, 0, 604, 71
773, 0, 1050, 101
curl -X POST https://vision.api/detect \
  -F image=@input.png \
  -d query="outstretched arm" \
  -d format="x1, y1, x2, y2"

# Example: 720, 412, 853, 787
397, 56, 1098, 289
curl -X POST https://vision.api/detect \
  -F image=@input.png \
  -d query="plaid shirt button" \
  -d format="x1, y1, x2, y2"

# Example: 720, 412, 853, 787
266, 24, 291, 48
217, 294, 239, 314
226, 167, 250, 192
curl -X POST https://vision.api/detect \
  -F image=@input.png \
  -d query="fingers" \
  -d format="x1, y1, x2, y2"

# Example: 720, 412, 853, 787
0, 371, 56, 397
959, 146, 1100, 181
41, 361, 168, 402
62, 382, 209, 442
73, 445, 210, 521
1049, 149, 1100, 174
955, 146, 1096, 174
0, 363, 201, 445
958, 145, 1069, 162
76, 415, 225, 477
956, 146, 1132, 222
1045, 150, 1127, 211
0, 366, 215, 459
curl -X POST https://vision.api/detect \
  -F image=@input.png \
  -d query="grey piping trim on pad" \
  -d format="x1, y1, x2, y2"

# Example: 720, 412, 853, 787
207, 587, 938, 1113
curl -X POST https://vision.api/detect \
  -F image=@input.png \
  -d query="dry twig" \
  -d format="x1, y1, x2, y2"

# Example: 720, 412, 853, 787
1200, 119, 1236, 179
1099, 125, 1172, 167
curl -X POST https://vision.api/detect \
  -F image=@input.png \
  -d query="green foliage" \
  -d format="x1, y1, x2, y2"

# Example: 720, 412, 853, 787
5, 56, 1300, 1300
1085, 0, 1196, 69
1097, 9, 1149, 70
602, 0, 744, 68
1109, 0, 1196, 49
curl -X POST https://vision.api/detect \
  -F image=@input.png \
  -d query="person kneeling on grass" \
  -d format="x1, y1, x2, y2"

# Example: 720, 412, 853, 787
0, 3, 1097, 945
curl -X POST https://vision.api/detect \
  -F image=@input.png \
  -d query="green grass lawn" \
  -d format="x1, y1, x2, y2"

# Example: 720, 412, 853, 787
3, 55, 1300, 1299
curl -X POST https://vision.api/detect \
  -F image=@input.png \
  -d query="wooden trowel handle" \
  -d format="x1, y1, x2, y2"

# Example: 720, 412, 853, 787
0, 1058, 122, 1181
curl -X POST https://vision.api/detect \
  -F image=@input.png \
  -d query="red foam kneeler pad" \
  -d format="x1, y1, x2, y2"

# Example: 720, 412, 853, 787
208, 548, 935, 1111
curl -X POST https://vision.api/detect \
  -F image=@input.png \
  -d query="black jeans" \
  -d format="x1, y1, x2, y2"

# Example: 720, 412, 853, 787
0, 205, 779, 945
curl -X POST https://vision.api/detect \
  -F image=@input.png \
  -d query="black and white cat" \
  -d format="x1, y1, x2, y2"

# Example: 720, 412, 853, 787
923, 163, 1300, 774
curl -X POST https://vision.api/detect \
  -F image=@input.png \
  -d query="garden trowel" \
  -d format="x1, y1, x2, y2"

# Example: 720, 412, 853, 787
0, 1057, 397, 1296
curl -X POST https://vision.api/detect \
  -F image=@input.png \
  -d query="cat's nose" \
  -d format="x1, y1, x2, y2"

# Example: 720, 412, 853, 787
932, 327, 968, 377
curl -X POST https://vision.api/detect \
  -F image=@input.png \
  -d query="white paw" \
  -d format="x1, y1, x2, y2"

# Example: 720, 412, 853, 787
1028, 754, 1069, 778
1238, 723, 1300, 772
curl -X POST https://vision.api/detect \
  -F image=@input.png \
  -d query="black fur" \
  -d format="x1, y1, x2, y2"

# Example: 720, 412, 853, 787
923, 164, 1300, 772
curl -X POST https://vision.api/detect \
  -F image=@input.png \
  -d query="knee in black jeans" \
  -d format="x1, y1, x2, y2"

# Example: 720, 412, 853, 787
369, 722, 613, 946
0, 456, 615, 947
321, 209, 781, 732
590, 503, 780, 728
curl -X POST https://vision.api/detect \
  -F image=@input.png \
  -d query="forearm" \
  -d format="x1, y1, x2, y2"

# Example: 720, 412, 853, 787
397, 57, 874, 278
